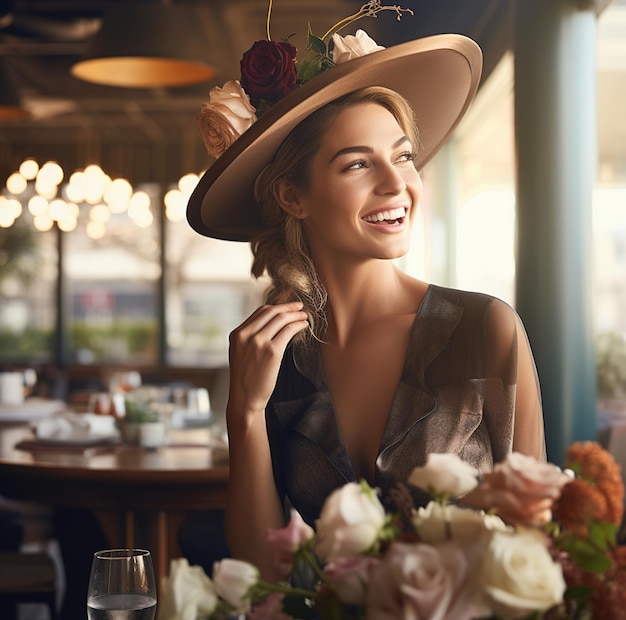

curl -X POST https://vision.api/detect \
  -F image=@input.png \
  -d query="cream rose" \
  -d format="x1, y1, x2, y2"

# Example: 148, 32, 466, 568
412, 500, 509, 545
331, 29, 385, 64
482, 528, 566, 618
314, 482, 386, 562
212, 558, 259, 614
157, 558, 217, 620
408, 453, 479, 498
197, 80, 257, 159
366, 541, 482, 620
463, 452, 572, 527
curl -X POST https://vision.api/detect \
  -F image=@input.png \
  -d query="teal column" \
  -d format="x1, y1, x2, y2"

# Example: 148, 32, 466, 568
514, 0, 597, 463
427, 141, 459, 287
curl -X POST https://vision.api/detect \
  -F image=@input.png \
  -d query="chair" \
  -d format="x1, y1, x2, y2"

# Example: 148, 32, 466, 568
0, 551, 58, 620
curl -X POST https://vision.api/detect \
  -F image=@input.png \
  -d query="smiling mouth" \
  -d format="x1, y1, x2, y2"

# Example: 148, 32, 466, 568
362, 206, 407, 225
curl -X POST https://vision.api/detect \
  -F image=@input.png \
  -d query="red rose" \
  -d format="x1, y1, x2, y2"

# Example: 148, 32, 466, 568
240, 40, 297, 106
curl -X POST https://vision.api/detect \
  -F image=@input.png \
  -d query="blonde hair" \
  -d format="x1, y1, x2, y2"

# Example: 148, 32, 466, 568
251, 86, 419, 343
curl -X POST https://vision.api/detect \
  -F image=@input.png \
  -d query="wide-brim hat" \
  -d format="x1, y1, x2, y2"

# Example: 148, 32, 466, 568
187, 34, 482, 242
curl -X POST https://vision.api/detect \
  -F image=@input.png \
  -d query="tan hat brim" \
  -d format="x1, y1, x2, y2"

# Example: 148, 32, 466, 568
187, 33, 482, 241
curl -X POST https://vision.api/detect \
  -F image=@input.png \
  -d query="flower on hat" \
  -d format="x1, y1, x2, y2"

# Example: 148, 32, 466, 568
197, 80, 257, 159
331, 28, 386, 63
240, 40, 298, 109
197, 1, 413, 160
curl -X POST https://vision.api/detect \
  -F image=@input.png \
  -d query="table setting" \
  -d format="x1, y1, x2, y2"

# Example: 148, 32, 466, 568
0, 368, 228, 457
0, 397, 66, 424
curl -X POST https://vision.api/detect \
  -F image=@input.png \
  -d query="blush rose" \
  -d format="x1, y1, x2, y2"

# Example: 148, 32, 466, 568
366, 541, 482, 620
463, 452, 572, 527
197, 80, 257, 159
267, 510, 314, 578
323, 555, 381, 606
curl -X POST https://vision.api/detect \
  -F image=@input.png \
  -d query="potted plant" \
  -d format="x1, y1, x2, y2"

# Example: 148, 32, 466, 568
118, 397, 164, 446
597, 331, 626, 410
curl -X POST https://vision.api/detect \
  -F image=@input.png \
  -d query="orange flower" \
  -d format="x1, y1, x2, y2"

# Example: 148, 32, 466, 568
614, 545, 626, 569
553, 478, 608, 538
563, 441, 624, 527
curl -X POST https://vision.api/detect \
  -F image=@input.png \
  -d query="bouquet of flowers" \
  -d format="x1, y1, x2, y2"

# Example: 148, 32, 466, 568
158, 441, 626, 620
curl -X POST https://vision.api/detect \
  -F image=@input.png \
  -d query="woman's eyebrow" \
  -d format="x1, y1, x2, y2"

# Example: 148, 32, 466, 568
328, 135, 411, 163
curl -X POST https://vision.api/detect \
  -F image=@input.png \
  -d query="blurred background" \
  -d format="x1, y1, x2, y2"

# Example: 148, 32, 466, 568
0, 0, 624, 456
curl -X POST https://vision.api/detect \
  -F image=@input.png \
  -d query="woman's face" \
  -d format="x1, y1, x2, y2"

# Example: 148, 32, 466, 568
294, 102, 423, 264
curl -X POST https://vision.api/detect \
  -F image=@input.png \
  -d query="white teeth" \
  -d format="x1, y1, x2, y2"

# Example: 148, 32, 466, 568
363, 207, 407, 223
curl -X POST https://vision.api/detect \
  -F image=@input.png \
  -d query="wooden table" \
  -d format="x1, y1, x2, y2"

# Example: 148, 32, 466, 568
0, 420, 229, 608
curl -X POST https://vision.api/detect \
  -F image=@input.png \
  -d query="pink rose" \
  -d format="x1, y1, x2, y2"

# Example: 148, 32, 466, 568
366, 541, 482, 620
248, 593, 294, 620
323, 555, 381, 606
240, 40, 298, 106
463, 452, 572, 527
197, 80, 256, 159
267, 510, 314, 578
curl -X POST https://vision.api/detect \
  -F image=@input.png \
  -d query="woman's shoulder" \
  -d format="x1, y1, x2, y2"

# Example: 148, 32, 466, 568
429, 283, 515, 314
428, 284, 522, 335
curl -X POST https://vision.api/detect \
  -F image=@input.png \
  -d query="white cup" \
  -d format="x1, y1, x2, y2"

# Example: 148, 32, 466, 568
138, 421, 167, 449
0, 372, 25, 406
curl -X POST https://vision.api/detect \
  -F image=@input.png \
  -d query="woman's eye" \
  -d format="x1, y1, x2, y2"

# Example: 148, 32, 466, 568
396, 151, 417, 164
343, 159, 367, 171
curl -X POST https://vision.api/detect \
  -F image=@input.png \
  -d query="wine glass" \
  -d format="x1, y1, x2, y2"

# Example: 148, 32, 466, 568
87, 548, 157, 620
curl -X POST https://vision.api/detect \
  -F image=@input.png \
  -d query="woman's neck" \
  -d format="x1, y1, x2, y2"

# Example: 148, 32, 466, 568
317, 260, 426, 347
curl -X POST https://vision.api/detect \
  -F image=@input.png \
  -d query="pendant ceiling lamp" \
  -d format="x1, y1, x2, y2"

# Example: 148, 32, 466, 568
71, 2, 216, 88
0, 60, 30, 120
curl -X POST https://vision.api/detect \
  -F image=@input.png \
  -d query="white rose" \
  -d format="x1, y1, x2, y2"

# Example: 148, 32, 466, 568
314, 482, 386, 562
412, 501, 509, 545
408, 453, 479, 498
482, 528, 566, 619
331, 29, 385, 64
197, 80, 257, 159
157, 558, 217, 620
212, 558, 259, 613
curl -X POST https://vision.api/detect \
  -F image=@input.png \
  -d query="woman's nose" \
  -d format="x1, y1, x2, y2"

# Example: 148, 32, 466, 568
374, 163, 406, 194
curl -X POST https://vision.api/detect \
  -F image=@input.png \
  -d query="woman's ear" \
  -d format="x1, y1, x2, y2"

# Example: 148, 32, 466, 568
275, 179, 308, 219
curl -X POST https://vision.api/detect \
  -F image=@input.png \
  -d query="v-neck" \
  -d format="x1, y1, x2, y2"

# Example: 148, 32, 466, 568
281, 284, 464, 483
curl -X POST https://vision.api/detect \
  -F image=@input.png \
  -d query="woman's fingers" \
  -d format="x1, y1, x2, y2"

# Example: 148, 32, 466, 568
237, 301, 305, 332
228, 303, 308, 414
236, 304, 306, 345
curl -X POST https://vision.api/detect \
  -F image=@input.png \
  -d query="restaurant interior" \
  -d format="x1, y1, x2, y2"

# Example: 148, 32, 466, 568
1, 0, 626, 618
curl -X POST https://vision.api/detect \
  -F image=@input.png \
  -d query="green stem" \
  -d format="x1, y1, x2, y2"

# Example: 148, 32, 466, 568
256, 578, 317, 599
300, 547, 328, 584
320, 2, 413, 42
266, 0, 273, 40
320, 7, 365, 41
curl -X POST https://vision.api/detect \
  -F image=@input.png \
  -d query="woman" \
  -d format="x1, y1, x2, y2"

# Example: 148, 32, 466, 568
187, 27, 546, 581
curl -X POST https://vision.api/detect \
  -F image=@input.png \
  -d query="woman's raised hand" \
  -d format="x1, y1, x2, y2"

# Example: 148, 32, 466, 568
227, 302, 308, 419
